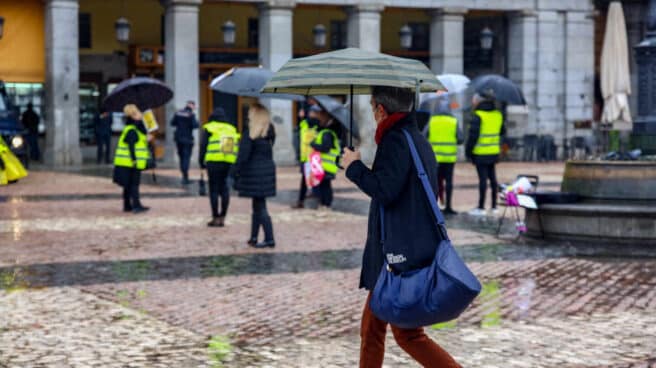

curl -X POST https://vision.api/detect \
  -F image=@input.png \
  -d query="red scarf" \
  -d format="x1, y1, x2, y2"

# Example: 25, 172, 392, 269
375, 112, 408, 145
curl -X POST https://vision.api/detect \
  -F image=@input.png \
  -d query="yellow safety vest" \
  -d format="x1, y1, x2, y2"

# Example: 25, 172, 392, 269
472, 110, 503, 156
114, 125, 150, 170
204, 121, 240, 164
428, 115, 458, 163
314, 129, 341, 175
299, 119, 317, 163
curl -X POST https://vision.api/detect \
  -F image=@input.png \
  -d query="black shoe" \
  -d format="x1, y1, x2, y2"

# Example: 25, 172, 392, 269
123, 206, 133, 213
207, 217, 223, 227
181, 178, 191, 185
247, 238, 257, 247
443, 208, 458, 216
132, 206, 150, 214
254, 241, 275, 248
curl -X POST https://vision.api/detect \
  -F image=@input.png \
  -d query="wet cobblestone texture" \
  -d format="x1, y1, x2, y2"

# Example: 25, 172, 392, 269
1, 163, 655, 367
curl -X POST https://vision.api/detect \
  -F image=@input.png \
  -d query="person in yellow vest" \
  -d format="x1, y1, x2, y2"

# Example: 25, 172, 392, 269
310, 105, 342, 211
292, 101, 319, 209
198, 108, 240, 227
426, 95, 463, 215
465, 93, 506, 216
113, 104, 151, 214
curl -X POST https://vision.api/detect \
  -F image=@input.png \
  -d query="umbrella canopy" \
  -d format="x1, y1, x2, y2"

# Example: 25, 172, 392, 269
313, 95, 359, 139
437, 74, 470, 94
419, 95, 452, 116
261, 48, 445, 95
601, 2, 632, 130
103, 77, 173, 112
470, 74, 526, 105
210, 67, 304, 101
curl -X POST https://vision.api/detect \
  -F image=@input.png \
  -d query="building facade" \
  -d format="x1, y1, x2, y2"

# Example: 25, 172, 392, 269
0, 0, 599, 165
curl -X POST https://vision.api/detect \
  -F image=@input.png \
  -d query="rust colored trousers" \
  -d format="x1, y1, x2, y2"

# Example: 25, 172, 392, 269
360, 293, 462, 368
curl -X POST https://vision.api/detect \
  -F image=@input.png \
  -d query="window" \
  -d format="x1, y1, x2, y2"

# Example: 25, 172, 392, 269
248, 18, 259, 48
330, 21, 347, 50
409, 23, 429, 52
79, 13, 91, 49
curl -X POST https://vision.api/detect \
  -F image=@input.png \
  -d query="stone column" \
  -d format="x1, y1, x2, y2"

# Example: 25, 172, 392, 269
346, 4, 383, 163
535, 10, 567, 147
429, 8, 466, 160
163, 0, 201, 163
508, 10, 538, 137
429, 8, 466, 75
44, 0, 81, 166
259, 0, 295, 165
564, 11, 595, 142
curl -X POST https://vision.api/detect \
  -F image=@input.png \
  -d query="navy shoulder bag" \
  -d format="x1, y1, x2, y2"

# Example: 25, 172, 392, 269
369, 129, 482, 329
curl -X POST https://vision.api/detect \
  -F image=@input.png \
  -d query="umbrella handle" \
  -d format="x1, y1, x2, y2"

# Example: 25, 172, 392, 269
349, 84, 354, 149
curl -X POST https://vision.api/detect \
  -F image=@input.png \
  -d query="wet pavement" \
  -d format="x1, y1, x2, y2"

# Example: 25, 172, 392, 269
1, 163, 655, 367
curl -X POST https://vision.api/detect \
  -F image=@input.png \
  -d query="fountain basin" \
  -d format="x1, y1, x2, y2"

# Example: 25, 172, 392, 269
561, 160, 656, 200
526, 160, 656, 244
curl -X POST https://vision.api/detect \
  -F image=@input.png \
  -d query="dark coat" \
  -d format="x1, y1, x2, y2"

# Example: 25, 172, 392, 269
113, 119, 147, 187
346, 114, 447, 290
234, 124, 276, 198
95, 113, 112, 138
171, 107, 199, 145
465, 100, 506, 165
21, 109, 40, 135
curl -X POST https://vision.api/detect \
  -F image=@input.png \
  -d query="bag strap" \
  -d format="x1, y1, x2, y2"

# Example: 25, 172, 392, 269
380, 129, 449, 246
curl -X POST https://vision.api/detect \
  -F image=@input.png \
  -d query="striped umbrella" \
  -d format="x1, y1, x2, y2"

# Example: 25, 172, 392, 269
262, 48, 444, 146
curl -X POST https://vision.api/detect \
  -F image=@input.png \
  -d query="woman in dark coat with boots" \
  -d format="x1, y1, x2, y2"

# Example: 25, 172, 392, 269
234, 103, 276, 248
342, 86, 461, 367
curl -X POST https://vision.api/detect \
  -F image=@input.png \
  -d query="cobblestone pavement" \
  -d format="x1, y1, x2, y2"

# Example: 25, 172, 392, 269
1, 163, 656, 367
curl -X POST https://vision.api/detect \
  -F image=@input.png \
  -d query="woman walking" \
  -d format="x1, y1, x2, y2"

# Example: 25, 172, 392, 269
113, 104, 151, 214
342, 86, 461, 367
234, 103, 276, 248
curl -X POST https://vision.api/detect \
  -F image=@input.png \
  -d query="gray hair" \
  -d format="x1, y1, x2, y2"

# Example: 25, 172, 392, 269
371, 86, 415, 114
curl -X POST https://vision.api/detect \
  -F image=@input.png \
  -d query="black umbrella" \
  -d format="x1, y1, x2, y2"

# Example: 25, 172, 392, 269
470, 74, 526, 105
103, 77, 173, 112
210, 67, 304, 101
313, 95, 360, 139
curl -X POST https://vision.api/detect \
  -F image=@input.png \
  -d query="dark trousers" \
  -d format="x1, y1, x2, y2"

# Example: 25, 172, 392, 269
251, 197, 274, 242
96, 135, 111, 164
176, 143, 193, 179
437, 163, 455, 210
27, 133, 40, 161
298, 164, 308, 202
475, 163, 498, 209
317, 178, 333, 207
360, 293, 461, 368
122, 169, 142, 210
207, 164, 230, 218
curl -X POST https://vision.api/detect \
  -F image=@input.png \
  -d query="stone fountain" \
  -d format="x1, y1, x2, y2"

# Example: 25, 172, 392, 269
525, 160, 656, 244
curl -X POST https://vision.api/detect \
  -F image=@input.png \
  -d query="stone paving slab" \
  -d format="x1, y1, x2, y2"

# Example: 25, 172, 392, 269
3, 163, 656, 367
0, 203, 498, 267
77, 258, 656, 347
229, 311, 656, 367
0, 287, 213, 368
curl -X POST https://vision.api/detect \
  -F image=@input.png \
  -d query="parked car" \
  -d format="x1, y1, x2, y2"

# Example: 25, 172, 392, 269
0, 84, 29, 168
